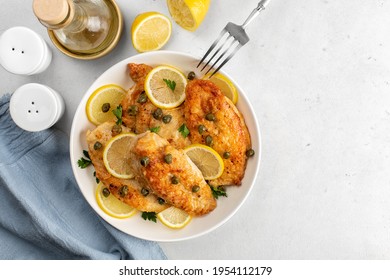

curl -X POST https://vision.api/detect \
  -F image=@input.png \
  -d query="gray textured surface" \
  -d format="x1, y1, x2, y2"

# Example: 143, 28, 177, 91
1, 0, 390, 259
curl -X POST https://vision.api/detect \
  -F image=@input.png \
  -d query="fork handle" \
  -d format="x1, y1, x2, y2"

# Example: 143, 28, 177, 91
242, 0, 271, 29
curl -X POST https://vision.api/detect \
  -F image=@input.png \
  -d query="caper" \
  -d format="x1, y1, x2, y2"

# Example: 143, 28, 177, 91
141, 188, 149, 196
205, 135, 213, 146
198, 124, 206, 134
140, 156, 150, 167
205, 113, 216, 121
192, 185, 200, 193
111, 124, 122, 135
171, 175, 179, 184
94, 141, 103, 150
102, 187, 110, 197
164, 154, 172, 164
101, 103, 110, 113
119, 185, 128, 197
137, 92, 148, 104
127, 105, 139, 116
158, 198, 165, 205
162, 114, 172, 124
223, 151, 231, 159
187, 71, 196, 80
153, 108, 163, 120
246, 149, 255, 157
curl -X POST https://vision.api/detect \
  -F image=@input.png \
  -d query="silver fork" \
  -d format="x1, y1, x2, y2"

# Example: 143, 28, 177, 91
197, 0, 271, 77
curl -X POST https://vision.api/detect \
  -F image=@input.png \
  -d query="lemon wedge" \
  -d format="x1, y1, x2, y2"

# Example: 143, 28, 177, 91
144, 65, 187, 109
184, 144, 224, 180
167, 0, 210, 31
157, 206, 192, 229
103, 133, 136, 179
95, 182, 137, 219
131, 12, 172, 52
86, 84, 126, 126
205, 73, 239, 104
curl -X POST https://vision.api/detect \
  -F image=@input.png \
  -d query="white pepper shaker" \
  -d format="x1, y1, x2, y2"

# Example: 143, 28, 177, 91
10, 83, 65, 132
0, 26, 52, 75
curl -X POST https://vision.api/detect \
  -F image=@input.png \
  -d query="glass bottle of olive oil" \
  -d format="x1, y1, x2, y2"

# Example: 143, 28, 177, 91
33, 0, 118, 55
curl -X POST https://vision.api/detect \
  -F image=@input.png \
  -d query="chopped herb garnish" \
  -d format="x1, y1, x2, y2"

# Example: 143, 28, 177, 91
112, 105, 123, 125
150, 126, 161, 133
178, 123, 190, 138
77, 150, 91, 168
210, 186, 227, 199
163, 79, 176, 91
83, 150, 90, 160
77, 157, 91, 168
142, 211, 157, 223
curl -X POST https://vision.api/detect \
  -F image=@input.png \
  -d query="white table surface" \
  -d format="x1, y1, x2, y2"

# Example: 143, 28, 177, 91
2, 0, 390, 260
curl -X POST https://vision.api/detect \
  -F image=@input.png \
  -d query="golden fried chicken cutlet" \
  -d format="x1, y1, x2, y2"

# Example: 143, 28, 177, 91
121, 63, 153, 133
121, 63, 190, 149
184, 79, 251, 187
130, 132, 217, 216
86, 121, 169, 213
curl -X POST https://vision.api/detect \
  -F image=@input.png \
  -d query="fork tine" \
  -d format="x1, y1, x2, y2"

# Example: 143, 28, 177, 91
209, 43, 243, 78
197, 28, 228, 68
201, 33, 233, 71
204, 38, 237, 75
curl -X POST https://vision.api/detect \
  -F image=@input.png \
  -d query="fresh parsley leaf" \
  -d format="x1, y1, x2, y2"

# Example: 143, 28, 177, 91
77, 150, 92, 168
210, 186, 227, 199
163, 79, 176, 91
150, 126, 161, 133
142, 211, 157, 223
178, 123, 190, 138
77, 157, 91, 169
83, 150, 90, 160
112, 105, 123, 125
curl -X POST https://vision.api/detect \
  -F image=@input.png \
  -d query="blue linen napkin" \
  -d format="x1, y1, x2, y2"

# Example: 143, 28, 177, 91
0, 94, 166, 260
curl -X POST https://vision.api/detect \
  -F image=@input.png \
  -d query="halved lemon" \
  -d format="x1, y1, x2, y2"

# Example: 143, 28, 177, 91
204, 73, 239, 104
157, 206, 192, 229
103, 133, 136, 179
86, 84, 126, 125
131, 12, 172, 52
144, 65, 187, 109
184, 144, 224, 180
167, 0, 210, 31
95, 182, 137, 219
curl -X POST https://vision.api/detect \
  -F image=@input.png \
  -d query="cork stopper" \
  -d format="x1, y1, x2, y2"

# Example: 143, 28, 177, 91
33, 0, 73, 28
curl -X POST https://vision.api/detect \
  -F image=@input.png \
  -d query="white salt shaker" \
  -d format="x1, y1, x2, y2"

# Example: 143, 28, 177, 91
0, 26, 52, 75
10, 83, 65, 132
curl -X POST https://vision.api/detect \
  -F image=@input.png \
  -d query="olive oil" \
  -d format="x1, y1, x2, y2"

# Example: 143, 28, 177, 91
33, 0, 120, 57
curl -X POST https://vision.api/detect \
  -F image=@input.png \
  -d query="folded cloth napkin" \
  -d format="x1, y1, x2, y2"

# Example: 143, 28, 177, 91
0, 94, 166, 260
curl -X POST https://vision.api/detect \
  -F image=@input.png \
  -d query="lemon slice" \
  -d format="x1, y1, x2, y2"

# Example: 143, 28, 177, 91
131, 12, 172, 52
184, 144, 224, 180
157, 206, 192, 229
205, 73, 239, 104
95, 182, 137, 219
103, 133, 136, 179
167, 0, 210, 31
86, 84, 126, 125
144, 65, 187, 109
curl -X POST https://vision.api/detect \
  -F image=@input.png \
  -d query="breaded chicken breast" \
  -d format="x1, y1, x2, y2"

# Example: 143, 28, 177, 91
121, 63, 190, 149
86, 121, 169, 213
129, 132, 216, 216
184, 79, 251, 187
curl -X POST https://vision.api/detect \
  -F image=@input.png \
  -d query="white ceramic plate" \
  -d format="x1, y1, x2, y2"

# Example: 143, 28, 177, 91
70, 51, 261, 242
